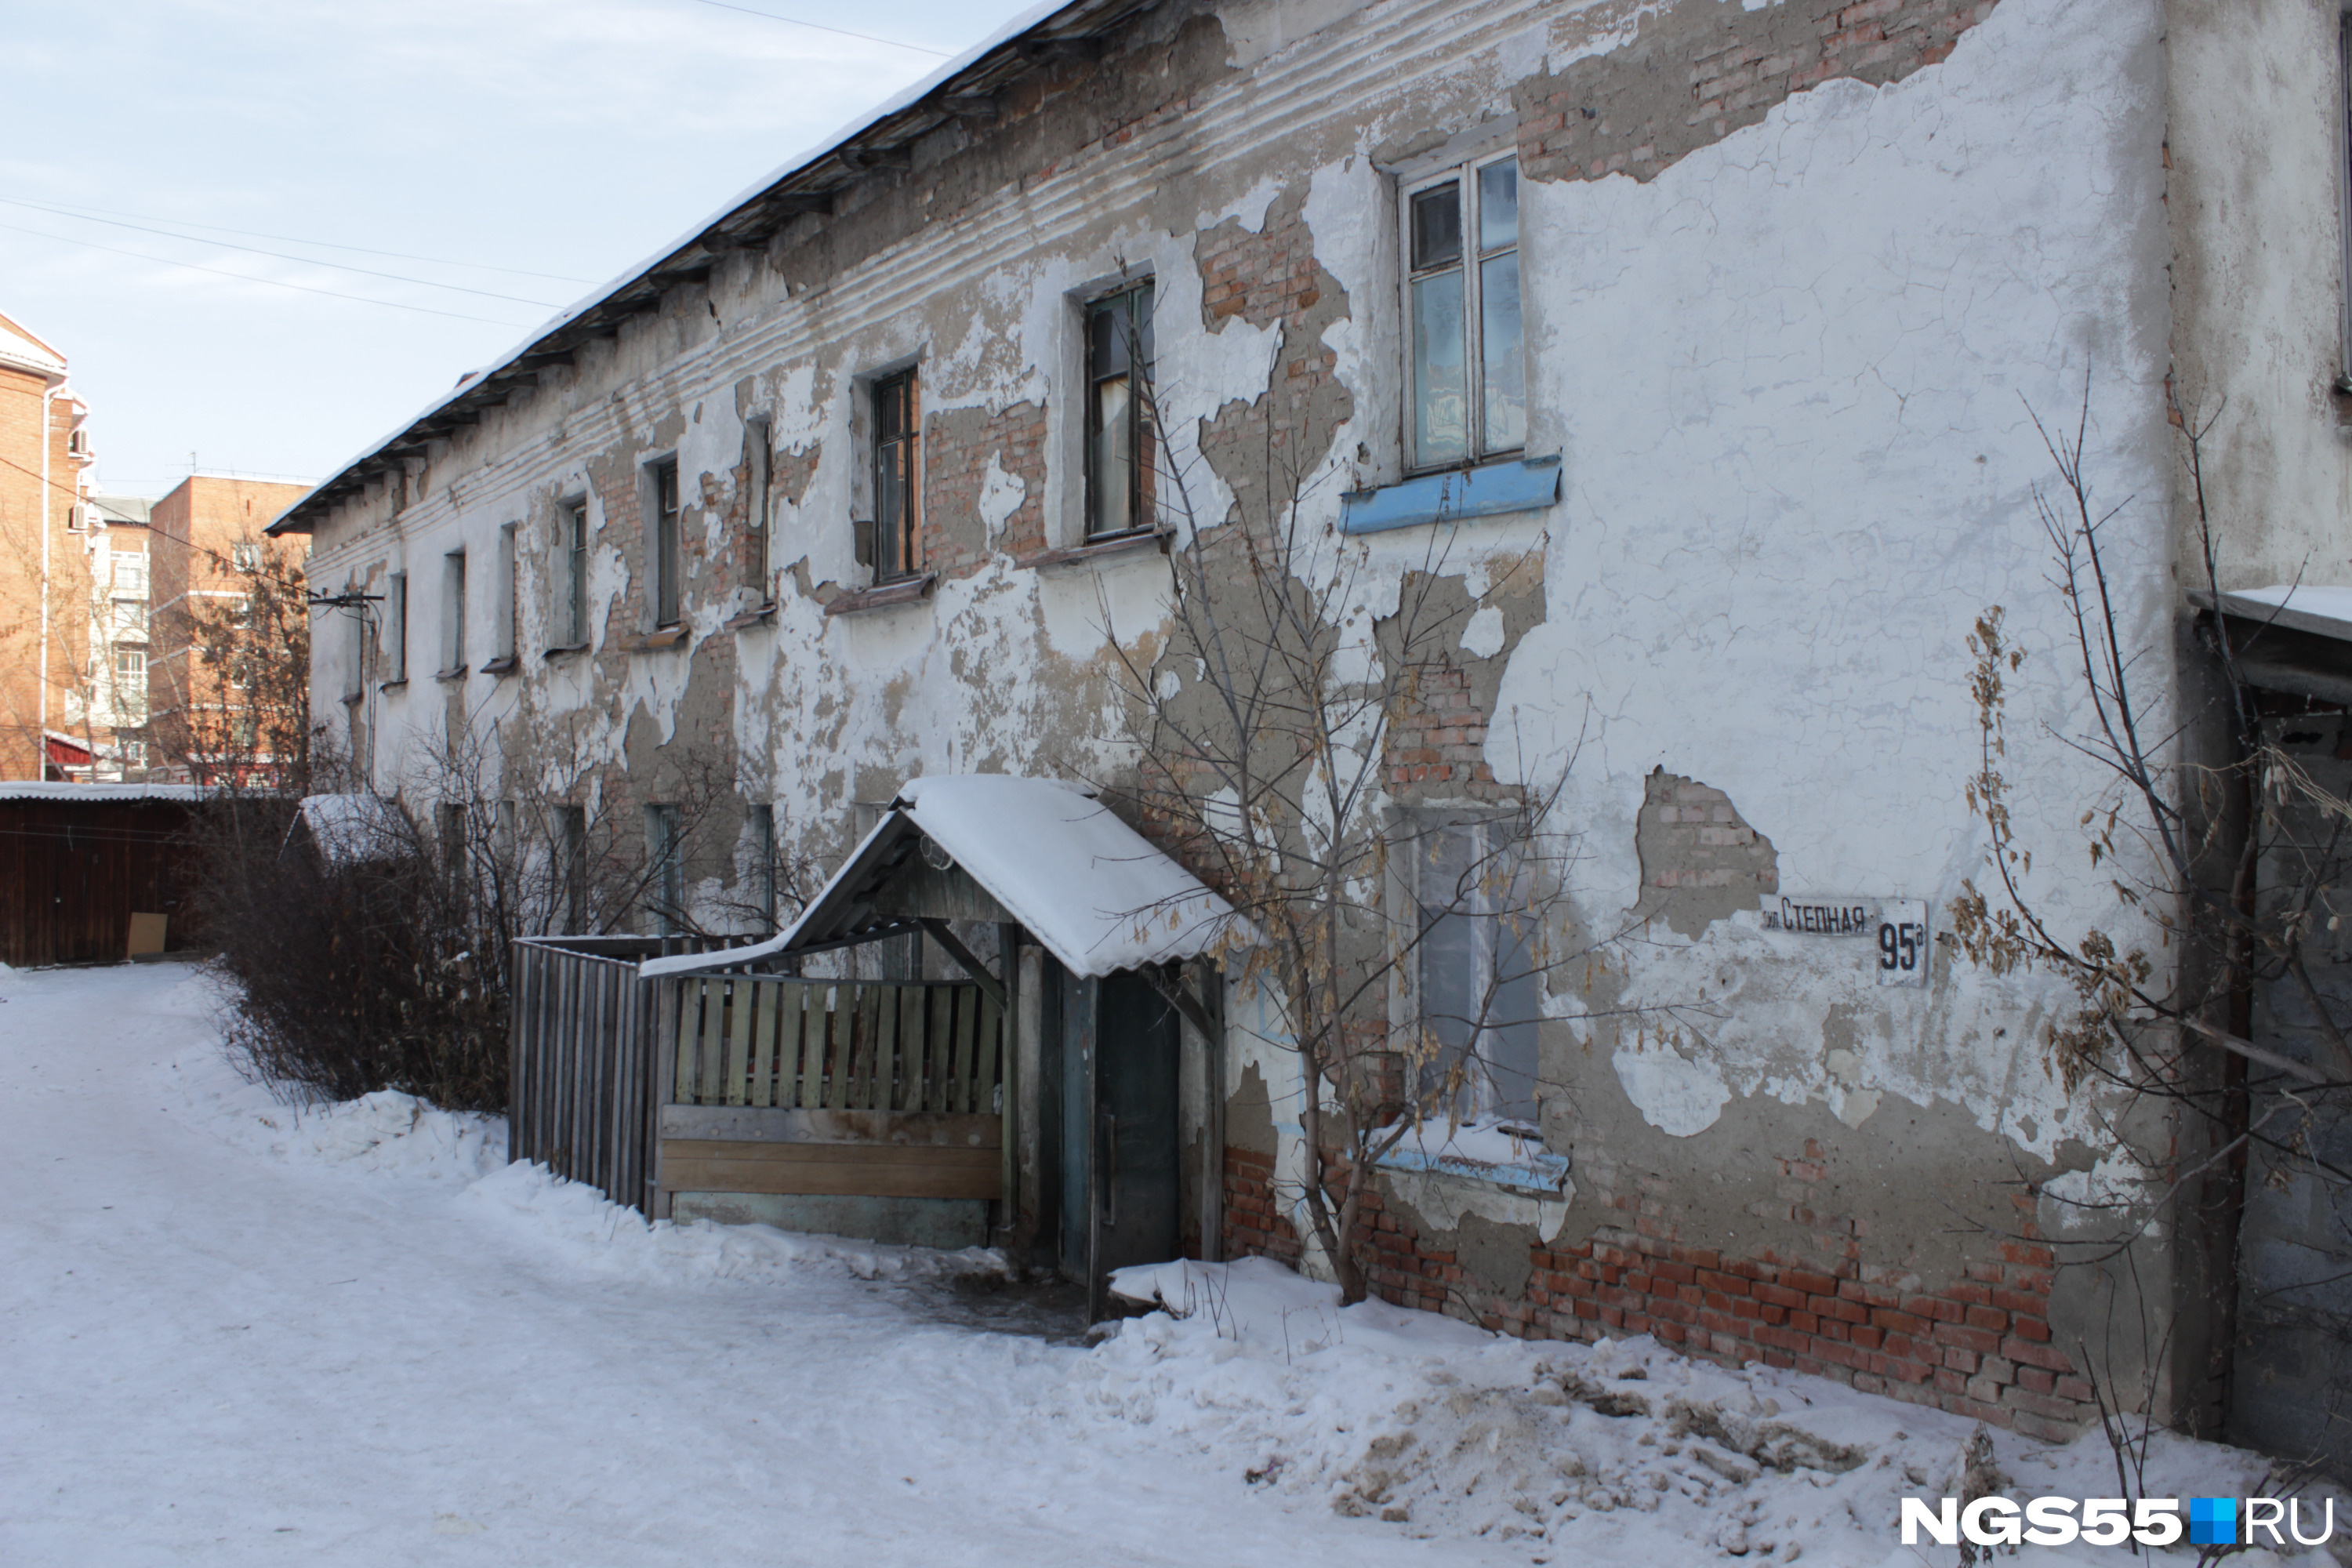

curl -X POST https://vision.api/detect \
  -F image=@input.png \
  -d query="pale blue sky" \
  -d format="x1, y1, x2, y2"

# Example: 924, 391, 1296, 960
3, 0, 1036, 497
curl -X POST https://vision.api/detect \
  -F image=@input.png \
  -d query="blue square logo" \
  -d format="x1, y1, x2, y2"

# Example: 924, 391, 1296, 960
2189, 1497, 2237, 1546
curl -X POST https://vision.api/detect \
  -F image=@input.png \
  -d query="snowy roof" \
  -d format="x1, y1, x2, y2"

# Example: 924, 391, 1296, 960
642, 775, 1250, 981
2202, 583, 2352, 643
266, 0, 1152, 539
0, 781, 209, 803
0, 309, 66, 379
293, 793, 408, 866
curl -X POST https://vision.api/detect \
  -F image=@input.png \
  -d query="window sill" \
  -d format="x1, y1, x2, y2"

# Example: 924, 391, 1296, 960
478, 656, 519, 677
620, 626, 688, 652
434, 666, 469, 683
1339, 454, 1562, 535
339, 691, 363, 707
723, 603, 778, 631
1374, 1120, 1568, 1198
1012, 529, 1171, 571
824, 574, 935, 616
543, 642, 591, 661
377, 678, 408, 694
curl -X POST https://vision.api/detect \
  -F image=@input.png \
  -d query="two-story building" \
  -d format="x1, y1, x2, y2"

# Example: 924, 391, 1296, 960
271, 0, 2352, 1466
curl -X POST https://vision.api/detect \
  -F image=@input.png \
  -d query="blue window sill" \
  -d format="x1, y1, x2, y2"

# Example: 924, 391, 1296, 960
1339, 454, 1561, 535
1375, 1129, 1570, 1199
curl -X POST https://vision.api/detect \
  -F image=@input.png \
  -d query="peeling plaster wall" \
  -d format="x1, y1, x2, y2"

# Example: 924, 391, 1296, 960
296, 0, 2206, 1431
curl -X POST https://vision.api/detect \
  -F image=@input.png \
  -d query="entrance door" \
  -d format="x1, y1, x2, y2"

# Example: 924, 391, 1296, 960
1065, 969, 1181, 1317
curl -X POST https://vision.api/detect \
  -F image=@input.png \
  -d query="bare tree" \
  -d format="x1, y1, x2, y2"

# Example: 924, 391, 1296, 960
152, 529, 313, 789
1108, 357, 1653, 1305
1947, 383, 2352, 1444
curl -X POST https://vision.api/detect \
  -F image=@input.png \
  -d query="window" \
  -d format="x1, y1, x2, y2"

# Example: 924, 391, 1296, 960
651, 459, 682, 627
111, 550, 147, 597
1404, 153, 1524, 470
748, 803, 777, 929
385, 572, 408, 682
646, 804, 684, 936
491, 522, 518, 668
343, 590, 365, 700
2343, 16, 2352, 377
114, 647, 145, 682
1409, 818, 1540, 1126
231, 542, 261, 572
120, 739, 146, 769
557, 804, 589, 931
869, 369, 920, 582
560, 501, 589, 646
443, 550, 467, 673
1086, 285, 1156, 537
115, 600, 147, 639
439, 804, 469, 897
744, 419, 772, 597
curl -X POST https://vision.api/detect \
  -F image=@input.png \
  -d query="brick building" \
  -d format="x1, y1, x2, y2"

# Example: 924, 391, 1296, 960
0, 309, 104, 781
147, 475, 311, 784
270, 0, 2352, 1467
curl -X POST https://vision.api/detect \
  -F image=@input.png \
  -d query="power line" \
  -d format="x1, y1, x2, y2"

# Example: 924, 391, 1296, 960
0, 197, 564, 308
0, 220, 533, 328
0, 193, 595, 285
686, 0, 950, 56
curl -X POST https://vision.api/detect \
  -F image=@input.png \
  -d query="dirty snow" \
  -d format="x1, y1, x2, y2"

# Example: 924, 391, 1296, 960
0, 962, 2332, 1566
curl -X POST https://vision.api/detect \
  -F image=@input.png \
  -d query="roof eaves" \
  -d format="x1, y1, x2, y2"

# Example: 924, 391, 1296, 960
267, 0, 1157, 541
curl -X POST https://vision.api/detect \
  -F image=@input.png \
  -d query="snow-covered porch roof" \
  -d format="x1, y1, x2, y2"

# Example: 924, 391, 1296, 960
641, 775, 1247, 982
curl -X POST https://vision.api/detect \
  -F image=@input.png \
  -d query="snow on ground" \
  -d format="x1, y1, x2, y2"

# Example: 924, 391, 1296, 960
0, 961, 2333, 1566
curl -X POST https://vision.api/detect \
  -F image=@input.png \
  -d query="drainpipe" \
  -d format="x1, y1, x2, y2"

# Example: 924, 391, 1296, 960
36, 375, 60, 777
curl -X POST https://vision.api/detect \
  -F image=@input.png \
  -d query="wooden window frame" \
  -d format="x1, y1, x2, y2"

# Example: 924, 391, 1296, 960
1401, 150, 1526, 474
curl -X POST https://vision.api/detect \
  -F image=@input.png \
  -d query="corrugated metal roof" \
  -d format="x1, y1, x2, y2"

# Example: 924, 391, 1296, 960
0, 782, 211, 803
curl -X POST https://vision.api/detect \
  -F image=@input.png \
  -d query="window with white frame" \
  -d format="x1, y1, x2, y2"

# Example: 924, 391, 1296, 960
490, 521, 518, 669
2341, 15, 2352, 379
442, 550, 467, 674
1406, 817, 1541, 1127
743, 419, 772, 598
557, 804, 588, 931
649, 459, 682, 627
559, 500, 590, 647
385, 572, 408, 683
646, 803, 684, 936
748, 802, 778, 929
1403, 152, 1525, 470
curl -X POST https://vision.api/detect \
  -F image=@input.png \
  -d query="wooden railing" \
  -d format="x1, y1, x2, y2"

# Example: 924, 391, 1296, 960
669, 976, 1004, 1115
655, 975, 1011, 1214
509, 934, 740, 1213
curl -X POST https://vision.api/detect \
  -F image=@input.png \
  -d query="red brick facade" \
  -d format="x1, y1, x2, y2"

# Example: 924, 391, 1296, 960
1224, 1141, 2100, 1442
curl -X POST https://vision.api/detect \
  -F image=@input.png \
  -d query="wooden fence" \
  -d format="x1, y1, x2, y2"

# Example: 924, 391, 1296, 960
509, 935, 733, 1213
655, 975, 1008, 1213
0, 793, 203, 967
669, 976, 1002, 1115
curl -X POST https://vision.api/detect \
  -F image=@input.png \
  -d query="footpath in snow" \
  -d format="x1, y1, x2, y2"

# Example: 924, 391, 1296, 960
0, 960, 2332, 1567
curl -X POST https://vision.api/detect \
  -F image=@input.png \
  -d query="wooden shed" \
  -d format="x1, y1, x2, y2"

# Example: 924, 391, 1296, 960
511, 775, 1244, 1316
0, 782, 208, 967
